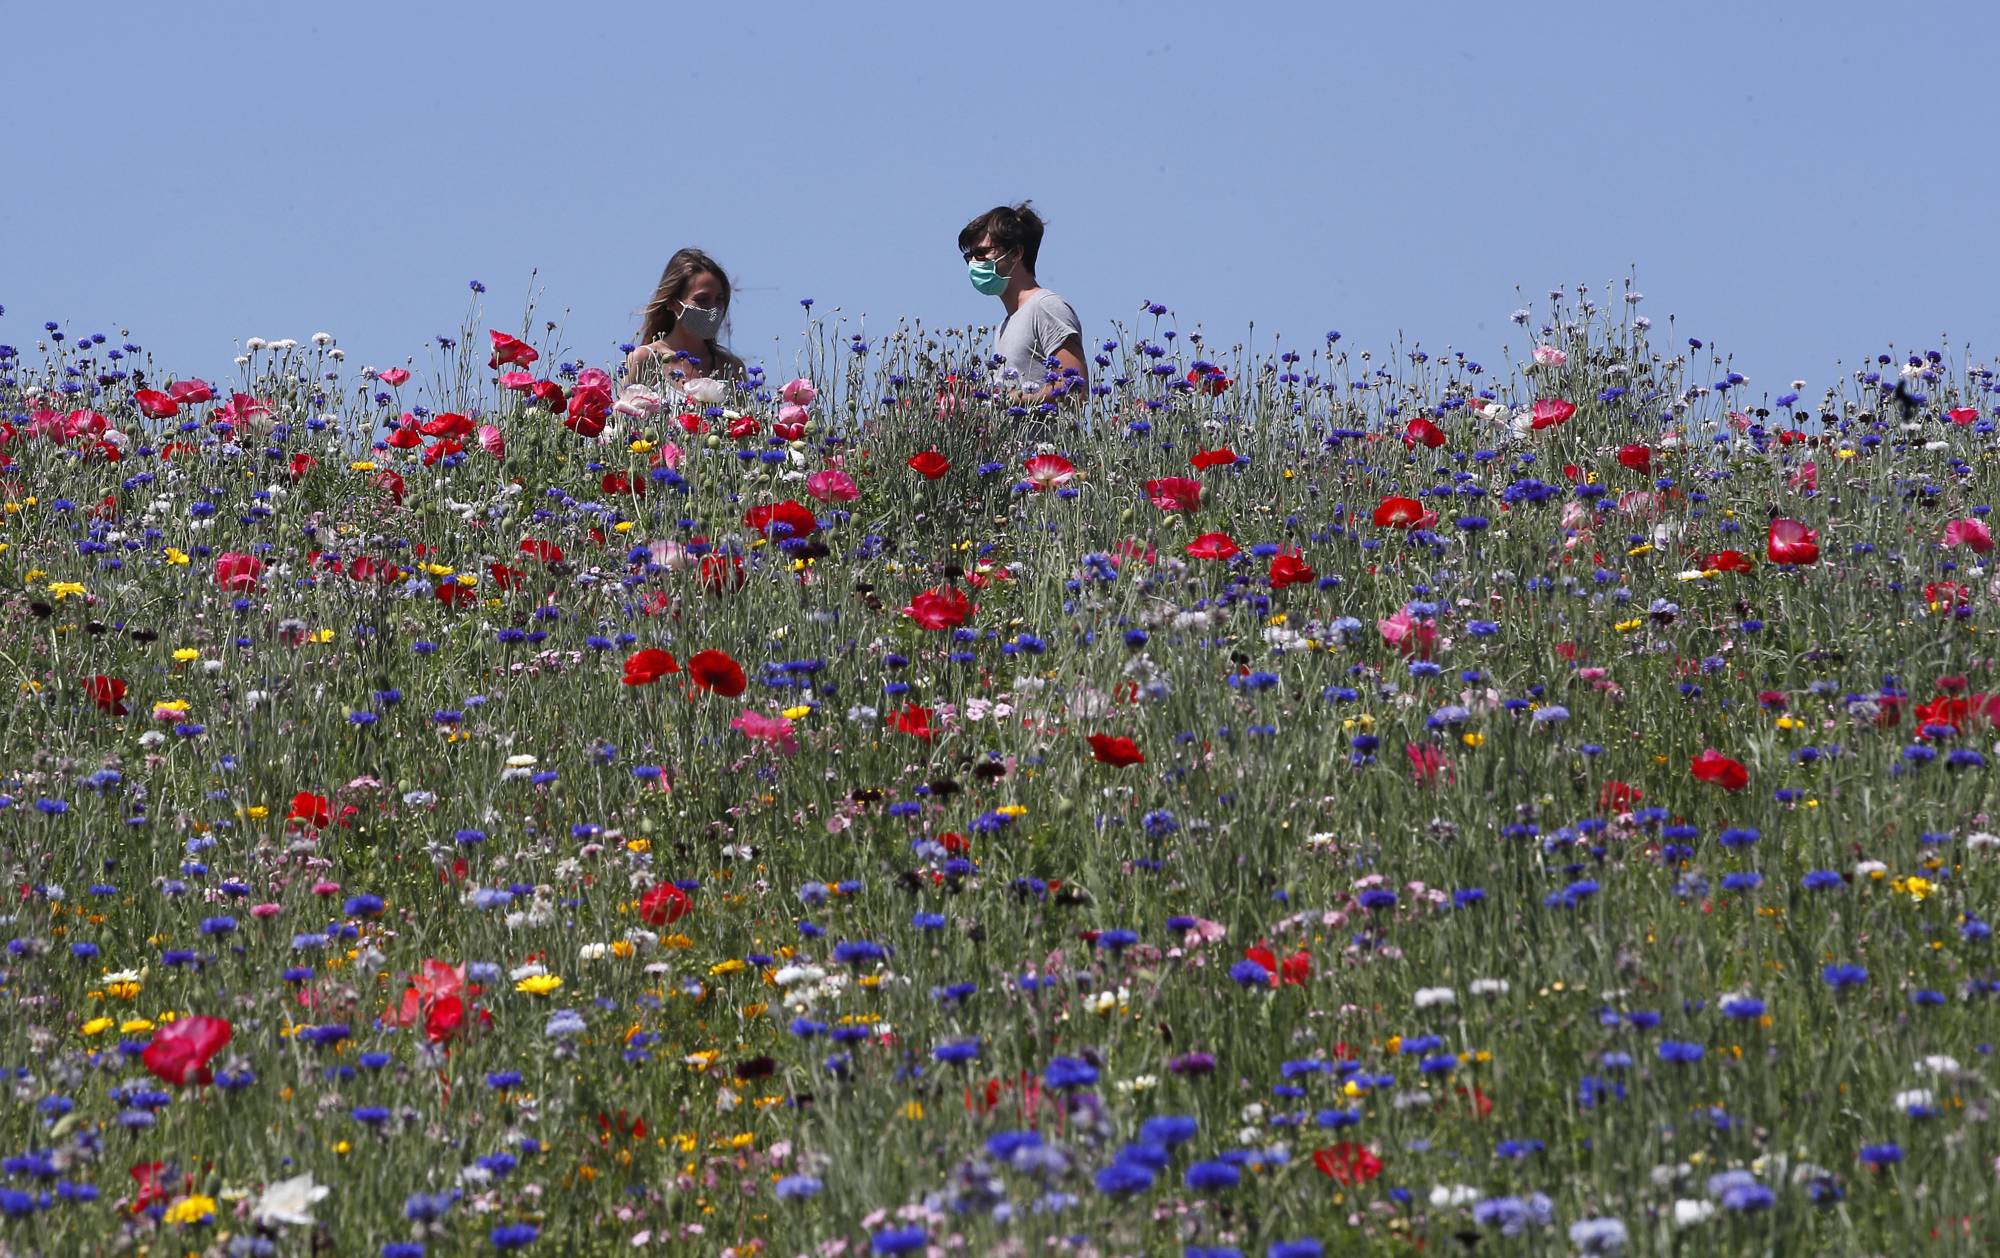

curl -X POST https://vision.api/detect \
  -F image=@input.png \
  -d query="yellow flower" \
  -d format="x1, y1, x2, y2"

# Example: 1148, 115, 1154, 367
172, 648, 200, 662
106, 980, 143, 1001
514, 974, 564, 996
1626, 543, 1653, 557
708, 959, 747, 977
246, 806, 269, 821
996, 804, 1028, 818
47, 582, 87, 600
1900, 876, 1934, 903
423, 563, 454, 577
456, 572, 478, 586
80, 1016, 115, 1037
901, 1101, 925, 1121
308, 628, 335, 644
782, 705, 812, 720
164, 1195, 217, 1226
163, 548, 190, 566
118, 1019, 154, 1034
1613, 618, 1643, 633
23, 569, 46, 583
1461, 732, 1485, 748
613, 520, 635, 533
348, 460, 377, 472
629, 439, 654, 453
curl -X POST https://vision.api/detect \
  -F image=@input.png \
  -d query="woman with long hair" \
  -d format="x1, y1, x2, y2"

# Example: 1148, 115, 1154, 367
626, 248, 746, 390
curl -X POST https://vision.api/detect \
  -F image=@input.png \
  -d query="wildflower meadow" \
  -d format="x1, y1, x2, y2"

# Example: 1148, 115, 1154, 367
2, 283, 1997, 1256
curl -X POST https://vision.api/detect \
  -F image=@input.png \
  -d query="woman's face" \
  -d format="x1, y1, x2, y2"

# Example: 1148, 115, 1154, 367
680, 270, 725, 312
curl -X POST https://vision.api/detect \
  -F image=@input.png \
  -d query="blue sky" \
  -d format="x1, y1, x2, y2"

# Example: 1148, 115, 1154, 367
5, 2, 1995, 395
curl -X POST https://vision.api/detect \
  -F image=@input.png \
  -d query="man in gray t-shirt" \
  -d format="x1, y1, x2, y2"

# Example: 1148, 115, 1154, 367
958, 202, 1089, 403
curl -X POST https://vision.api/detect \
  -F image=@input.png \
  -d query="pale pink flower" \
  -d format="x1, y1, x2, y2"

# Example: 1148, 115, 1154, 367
780, 378, 818, 407
1532, 344, 1567, 367
576, 367, 613, 393
777, 401, 810, 429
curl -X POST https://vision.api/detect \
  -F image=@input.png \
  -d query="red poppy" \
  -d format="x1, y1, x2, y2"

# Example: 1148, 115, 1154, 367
487, 563, 526, 590
133, 388, 180, 419
1949, 406, 1979, 424
347, 556, 401, 585
903, 587, 972, 630
375, 469, 406, 505
1767, 518, 1820, 565
698, 554, 747, 593
421, 438, 464, 467
385, 424, 423, 449
621, 648, 680, 686
140, 1015, 231, 1086
676, 411, 707, 435
1700, 550, 1754, 573
130, 1161, 184, 1212
743, 499, 818, 541
688, 649, 747, 697
908, 450, 950, 479
1023, 453, 1077, 491
565, 386, 612, 437
1087, 734, 1144, 767
1616, 444, 1653, 474
1372, 495, 1435, 529
1186, 364, 1231, 395
639, 882, 692, 926
421, 412, 473, 439
288, 792, 333, 828
519, 538, 564, 564
889, 704, 937, 740
1190, 447, 1238, 471
83, 674, 129, 715
1403, 417, 1446, 449
212, 551, 264, 592
1313, 1142, 1383, 1184
1529, 398, 1577, 430
726, 416, 761, 440
1243, 942, 1310, 986
1144, 476, 1202, 513
1269, 551, 1316, 589
168, 379, 214, 405
1690, 748, 1749, 792
435, 581, 476, 608
602, 472, 642, 498
488, 330, 540, 369
424, 994, 466, 1044
1926, 581, 1971, 608
287, 452, 318, 482
1599, 780, 1643, 811
530, 380, 567, 411
1184, 532, 1240, 561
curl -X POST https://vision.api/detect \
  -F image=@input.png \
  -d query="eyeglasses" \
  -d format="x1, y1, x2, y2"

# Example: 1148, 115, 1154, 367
961, 243, 1009, 263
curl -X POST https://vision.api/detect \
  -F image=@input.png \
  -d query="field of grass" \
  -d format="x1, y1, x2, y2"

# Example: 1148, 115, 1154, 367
1, 285, 1995, 1256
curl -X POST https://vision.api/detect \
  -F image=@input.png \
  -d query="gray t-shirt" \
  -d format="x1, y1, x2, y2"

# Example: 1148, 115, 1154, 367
990, 290, 1081, 393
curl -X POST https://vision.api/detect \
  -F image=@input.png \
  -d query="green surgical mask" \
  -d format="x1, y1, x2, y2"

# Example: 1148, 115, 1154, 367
967, 259, 1010, 296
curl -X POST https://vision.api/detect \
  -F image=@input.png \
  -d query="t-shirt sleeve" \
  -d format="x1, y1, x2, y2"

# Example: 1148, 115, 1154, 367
1031, 297, 1082, 360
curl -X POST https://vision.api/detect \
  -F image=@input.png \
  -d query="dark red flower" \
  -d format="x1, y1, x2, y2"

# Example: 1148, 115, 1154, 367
688, 649, 747, 697
1190, 447, 1237, 471
1700, 550, 1754, 573
1087, 734, 1144, 767
889, 704, 936, 740
698, 553, 746, 593
907, 450, 950, 479
1616, 444, 1654, 474
518, 538, 564, 564
212, 551, 264, 592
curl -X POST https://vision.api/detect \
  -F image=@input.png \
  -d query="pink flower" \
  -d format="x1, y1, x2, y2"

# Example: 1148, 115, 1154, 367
780, 378, 818, 407
475, 424, 505, 458
499, 370, 536, 392
311, 881, 342, 897
806, 469, 859, 503
1377, 605, 1438, 659
1944, 517, 1994, 554
1532, 344, 1567, 367
249, 903, 282, 919
1406, 742, 1452, 784
652, 442, 683, 471
777, 401, 810, 429
1023, 454, 1077, 491
1789, 460, 1818, 493
575, 367, 614, 393
731, 709, 798, 756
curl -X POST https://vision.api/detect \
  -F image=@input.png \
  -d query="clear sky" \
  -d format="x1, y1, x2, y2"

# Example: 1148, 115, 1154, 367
5, 1, 1996, 395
